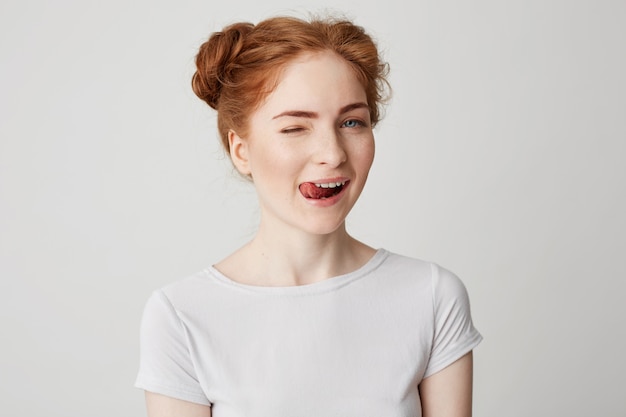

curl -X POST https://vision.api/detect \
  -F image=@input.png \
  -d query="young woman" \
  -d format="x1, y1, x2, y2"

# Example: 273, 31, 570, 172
135, 15, 482, 417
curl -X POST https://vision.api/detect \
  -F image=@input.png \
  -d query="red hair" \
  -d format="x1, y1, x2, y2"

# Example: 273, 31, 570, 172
192, 15, 390, 152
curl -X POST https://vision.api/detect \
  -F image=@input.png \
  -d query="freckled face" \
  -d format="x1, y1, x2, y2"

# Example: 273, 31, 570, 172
229, 51, 375, 236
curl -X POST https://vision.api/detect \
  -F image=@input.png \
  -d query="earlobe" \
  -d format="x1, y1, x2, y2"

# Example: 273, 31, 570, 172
228, 130, 251, 176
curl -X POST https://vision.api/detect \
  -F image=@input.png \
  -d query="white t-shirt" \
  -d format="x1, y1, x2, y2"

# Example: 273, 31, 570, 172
135, 249, 482, 416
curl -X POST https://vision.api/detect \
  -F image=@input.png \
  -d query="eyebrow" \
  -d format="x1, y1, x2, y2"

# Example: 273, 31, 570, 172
272, 102, 369, 120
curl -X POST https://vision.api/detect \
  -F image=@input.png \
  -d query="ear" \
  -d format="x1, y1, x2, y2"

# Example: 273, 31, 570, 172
228, 130, 251, 176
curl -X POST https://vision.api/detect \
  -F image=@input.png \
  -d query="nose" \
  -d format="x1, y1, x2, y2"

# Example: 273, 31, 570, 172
313, 128, 347, 167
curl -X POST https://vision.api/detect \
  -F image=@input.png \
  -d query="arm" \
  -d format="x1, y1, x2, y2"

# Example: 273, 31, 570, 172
137, 292, 211, 415
145, 392, 211, 417
418, 351, 474, 417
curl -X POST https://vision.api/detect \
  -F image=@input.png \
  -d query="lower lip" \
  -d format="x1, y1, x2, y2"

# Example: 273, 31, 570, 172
300, 181, 351, 207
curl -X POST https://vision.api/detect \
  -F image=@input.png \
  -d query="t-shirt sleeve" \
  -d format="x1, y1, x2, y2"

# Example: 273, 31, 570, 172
423, 264, 483, 378
134, 290, 211, 405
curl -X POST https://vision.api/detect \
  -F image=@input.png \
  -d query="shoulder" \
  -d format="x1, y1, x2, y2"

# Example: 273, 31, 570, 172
377, 249, 432, 278
140, 267, 224, 320
379, 250, 460, 285
377, 250, 472, 301
429, 263, 470, 297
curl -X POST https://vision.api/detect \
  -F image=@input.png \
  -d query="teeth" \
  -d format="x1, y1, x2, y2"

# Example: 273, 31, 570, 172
314, 181, 345, 188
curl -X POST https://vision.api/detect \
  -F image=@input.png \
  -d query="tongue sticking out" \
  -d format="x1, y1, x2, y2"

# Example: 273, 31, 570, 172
299, 182, 344, 199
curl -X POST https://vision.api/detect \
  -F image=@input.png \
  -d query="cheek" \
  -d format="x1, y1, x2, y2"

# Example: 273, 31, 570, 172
357, 138, 376, 173
249, 144, 300, 182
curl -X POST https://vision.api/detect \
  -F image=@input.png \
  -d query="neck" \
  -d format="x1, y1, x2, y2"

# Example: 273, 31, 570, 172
217, 220, 375, 287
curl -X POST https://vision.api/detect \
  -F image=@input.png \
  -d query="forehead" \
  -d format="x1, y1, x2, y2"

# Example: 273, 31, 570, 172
254, 51, 368, 117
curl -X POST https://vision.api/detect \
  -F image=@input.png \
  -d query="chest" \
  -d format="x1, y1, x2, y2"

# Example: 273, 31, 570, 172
181, 286, 434, 416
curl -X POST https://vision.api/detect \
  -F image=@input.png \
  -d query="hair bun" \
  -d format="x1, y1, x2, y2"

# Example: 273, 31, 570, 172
191, 22, 254, 109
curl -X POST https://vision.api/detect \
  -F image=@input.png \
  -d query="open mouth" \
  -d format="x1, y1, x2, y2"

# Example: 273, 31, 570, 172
299, 180, 349, 200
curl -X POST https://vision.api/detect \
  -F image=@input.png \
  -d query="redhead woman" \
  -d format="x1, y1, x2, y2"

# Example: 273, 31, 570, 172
135, 15, 481, 417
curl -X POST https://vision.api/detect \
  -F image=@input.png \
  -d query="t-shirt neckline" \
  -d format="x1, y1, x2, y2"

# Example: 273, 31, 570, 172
204, 248, 389, 296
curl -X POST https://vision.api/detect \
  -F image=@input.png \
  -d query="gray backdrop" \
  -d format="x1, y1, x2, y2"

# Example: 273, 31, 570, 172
1, 0, 624, 416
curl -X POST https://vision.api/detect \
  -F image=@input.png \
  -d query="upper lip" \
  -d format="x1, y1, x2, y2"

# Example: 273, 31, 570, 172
301, 176, 350, 186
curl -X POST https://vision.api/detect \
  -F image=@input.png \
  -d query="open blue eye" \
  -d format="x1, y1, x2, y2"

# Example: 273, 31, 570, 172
342, 119, 363, 128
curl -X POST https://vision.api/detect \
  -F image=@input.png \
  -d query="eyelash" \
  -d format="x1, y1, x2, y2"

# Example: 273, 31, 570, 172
280, 127, 305, 134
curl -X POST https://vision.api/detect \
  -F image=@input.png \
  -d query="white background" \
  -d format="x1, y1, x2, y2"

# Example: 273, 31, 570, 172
1, 0, 624, 416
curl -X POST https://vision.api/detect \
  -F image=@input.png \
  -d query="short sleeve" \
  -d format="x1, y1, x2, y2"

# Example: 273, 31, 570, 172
134, 290, 211, 405
423, 264, 482, 378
